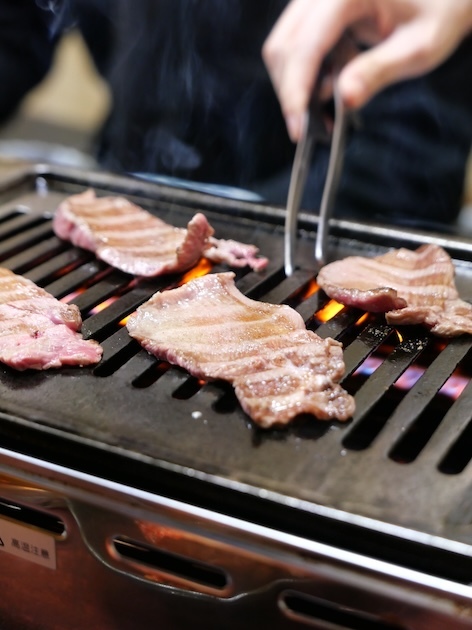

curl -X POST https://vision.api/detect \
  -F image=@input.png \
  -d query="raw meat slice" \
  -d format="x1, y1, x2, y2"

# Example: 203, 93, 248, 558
53, 189, 268, 276
317, 244, 472, 337
0, 268, 102, 370
126, 272, 354, 427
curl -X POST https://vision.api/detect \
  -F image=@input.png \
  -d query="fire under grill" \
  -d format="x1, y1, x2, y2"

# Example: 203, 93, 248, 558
3, 165, 472, 622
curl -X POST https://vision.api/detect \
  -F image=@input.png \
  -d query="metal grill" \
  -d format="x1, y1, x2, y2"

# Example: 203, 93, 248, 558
2, 164, 472, 586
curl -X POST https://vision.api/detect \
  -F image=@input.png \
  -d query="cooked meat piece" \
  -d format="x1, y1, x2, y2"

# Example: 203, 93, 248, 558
203, 237, 268, 272
53, 189, 268, 276
0, 268, 102, 370
317, 244, 472, 337
126, 272, 354, 427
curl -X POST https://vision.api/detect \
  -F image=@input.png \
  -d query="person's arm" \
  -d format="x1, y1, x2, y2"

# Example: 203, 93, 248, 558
262, 0, 472, 141
0, 0, 58, 122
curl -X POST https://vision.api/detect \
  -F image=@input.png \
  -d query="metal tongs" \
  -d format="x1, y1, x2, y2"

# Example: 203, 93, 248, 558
284, 63, 349, 276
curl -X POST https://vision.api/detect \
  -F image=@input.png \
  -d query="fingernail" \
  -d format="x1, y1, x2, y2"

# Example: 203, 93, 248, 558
286, 113, 303, 142
341, 74, 366, 109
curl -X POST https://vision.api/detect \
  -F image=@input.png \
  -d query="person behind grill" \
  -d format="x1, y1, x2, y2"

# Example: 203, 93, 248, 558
0, 0, 471, 230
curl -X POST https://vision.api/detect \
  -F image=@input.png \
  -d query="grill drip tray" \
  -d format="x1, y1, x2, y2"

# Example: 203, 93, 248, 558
1, 165, 472, 586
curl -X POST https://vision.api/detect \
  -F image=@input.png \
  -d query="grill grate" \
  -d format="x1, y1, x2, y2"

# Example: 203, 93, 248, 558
2, 166, 472, 570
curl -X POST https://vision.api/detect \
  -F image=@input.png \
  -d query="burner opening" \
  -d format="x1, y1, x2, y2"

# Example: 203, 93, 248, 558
132, 360, 169, 388
281, 277, 321, 311
212, 385, 239, 414
388, 394, 455, 463
342, 386, 407, 451
93, 342, 142, 377
172, 375, 205, 400
438, 418, 472, 474
314, 298, 345, 324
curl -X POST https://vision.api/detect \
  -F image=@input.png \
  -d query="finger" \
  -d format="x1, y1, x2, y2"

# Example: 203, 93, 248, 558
318, 36, 359, 102
338, 18, 449, 108
263, 0, 328, 111
263, 0, 373, 140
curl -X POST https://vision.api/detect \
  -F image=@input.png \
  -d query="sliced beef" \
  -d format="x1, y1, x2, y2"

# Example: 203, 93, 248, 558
203, 236, 268, 272
53, 189, 268, 276
0, 268, 102, 370
317, 244, 472, 337
126, 272, 354, 427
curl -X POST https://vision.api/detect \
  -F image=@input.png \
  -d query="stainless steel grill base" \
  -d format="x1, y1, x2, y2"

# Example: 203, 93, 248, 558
2, 449, 472, 630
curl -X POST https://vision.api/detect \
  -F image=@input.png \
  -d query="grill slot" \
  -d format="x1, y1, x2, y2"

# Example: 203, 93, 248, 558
81, 282, 164, 340
123, 352, 160, 382
26, 249, 93, 286
312, 305, 366, 340
132, 360, 169, 388
0, 212, 46, 241
258, 268, 314, 305
440, 418, 472, 474
343, 336, 429, 443
341, 323, 394, 374
0, 209, 25, 226
389, 393, 457, 464
296, 290, 334, 322
93, 329, 142, 376
389, 338, 472, 437
71, 271, 135, 313
172, 376, 205, 400
415, 374, 472, 465
1, 235, 67, 274
43, 259, 109, 298
0, 221, 52, 261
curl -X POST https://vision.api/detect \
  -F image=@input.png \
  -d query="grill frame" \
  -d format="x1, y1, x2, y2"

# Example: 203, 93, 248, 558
1, 162, 472, 590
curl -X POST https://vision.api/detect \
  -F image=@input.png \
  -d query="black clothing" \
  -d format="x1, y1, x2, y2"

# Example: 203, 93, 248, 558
1, 0, 472, 226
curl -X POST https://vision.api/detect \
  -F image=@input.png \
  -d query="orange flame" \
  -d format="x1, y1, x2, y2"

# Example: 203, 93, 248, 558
60, 288, 85, 303
299, 278, 319, 300
180, 259, 212, 285
89, 296, 119, 315
355, 313, 369, 326
316, 300, 344, 322
56, 262, 81, 278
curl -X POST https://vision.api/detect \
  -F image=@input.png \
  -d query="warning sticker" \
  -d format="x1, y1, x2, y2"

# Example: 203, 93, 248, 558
0, 517, 56, 569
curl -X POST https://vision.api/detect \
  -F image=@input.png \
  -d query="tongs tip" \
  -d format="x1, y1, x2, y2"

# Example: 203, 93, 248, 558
284, 82, 348, 277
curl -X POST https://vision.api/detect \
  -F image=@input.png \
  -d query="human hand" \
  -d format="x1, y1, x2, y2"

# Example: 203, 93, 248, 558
263, 0, 472, 141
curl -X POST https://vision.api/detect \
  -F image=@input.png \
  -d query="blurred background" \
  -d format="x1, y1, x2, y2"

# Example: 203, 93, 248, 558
0, 29, 110, 168
0, 28, 470, 218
